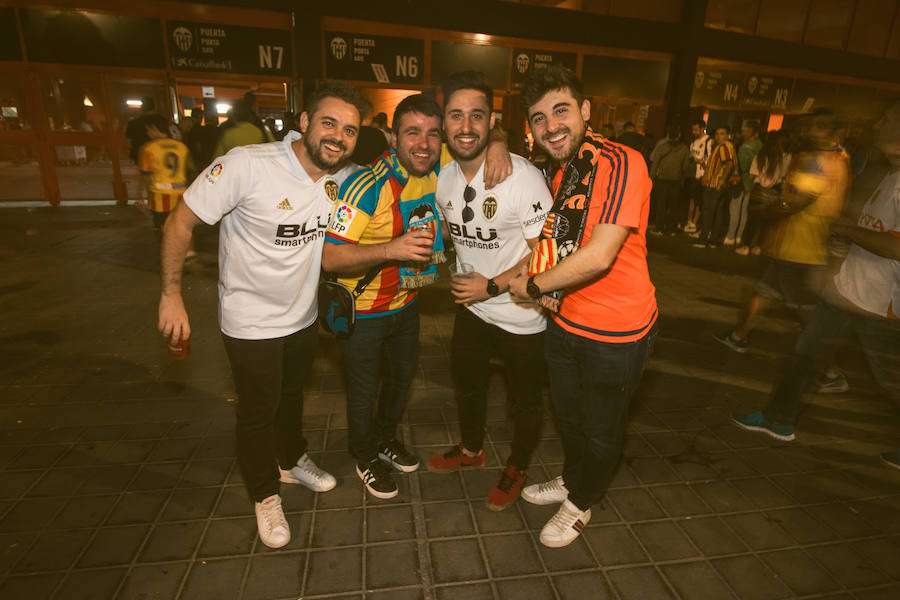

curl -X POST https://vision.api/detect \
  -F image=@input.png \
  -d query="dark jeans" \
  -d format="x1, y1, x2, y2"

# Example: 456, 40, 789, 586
451, 306, 545, 470
545, 319, 657, 510
700, 186, 728, 244
765, 300, 900, 425
653, 179, 684, 232
741, 207, 763, 247
340, 303, 419, 463
222, 324, 315, 502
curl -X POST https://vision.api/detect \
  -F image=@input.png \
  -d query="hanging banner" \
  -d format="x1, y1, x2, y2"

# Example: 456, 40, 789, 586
691, 68, 745, 107
325, 31, 424, 84
510, 49, 577, 89
167, 21, 292, 76
740, 74, 792, 110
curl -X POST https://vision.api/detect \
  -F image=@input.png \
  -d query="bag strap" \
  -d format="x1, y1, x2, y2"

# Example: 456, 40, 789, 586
352, 266, 382, 298
322, 265, 382, 297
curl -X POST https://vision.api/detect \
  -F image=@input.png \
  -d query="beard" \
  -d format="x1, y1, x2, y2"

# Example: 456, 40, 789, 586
447, 133, 488, 162
397, 148, 438, 178
303, 133, 349, 172
538, 121, 587, 164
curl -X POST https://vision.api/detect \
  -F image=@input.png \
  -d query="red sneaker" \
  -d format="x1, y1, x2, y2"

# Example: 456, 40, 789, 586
426, 444, 485, 473
486, 464, 527, 511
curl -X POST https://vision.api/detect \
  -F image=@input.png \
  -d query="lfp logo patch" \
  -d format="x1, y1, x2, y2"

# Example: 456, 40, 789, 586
205, 163, 223, 184
329, 203, 358, 236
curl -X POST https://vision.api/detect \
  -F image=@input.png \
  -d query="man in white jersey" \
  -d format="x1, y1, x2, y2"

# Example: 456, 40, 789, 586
426, 71, 553, 511
732, 101, 900, 468
157, 82, 370, 549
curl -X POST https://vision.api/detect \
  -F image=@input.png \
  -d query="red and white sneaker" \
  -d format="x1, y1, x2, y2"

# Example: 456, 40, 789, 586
485, 465, 527, 511
539, 499, 591, 548
426, 444, 485, 473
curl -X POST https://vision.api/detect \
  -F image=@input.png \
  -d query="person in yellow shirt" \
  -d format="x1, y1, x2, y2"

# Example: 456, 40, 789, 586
139, 114, 195, 236
715, 110, 849, 359
213, 99, 274, 159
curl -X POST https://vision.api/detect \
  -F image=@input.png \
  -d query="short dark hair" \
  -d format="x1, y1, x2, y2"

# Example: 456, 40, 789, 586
232, 99, 255, 123
666, 124, 681, 140
304, 81, 370, 124
692, 119, 706, 129
442, 70, 493, 113
392, 93, 442, 134
520, 65, 584, 115
742, 119, 761, 136
623, 121, 636, 130
714, 125, 730, 134
144, 114, 170, 136
371, 112, 388, 128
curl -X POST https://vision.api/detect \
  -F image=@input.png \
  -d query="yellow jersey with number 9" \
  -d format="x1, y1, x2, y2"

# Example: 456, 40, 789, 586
140, 138, 194, 212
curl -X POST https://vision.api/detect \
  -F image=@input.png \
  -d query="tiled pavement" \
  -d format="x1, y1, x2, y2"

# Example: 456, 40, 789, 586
0, 206, 898, 600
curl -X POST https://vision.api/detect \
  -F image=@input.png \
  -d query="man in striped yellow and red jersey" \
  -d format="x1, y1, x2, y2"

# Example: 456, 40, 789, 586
139, 114, 194, 232
323, 92, 512, 500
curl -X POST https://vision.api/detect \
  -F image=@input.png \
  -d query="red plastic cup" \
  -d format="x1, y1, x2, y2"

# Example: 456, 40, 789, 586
167, 337, 191, 360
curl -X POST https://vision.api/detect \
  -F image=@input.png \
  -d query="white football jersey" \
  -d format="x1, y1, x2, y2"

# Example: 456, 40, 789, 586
436, 154, 553, 334
184, 131, 356, 339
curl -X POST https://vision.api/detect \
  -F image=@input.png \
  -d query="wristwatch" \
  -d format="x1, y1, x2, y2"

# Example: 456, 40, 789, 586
526, 275, 542, 299
486, 278, 500, 297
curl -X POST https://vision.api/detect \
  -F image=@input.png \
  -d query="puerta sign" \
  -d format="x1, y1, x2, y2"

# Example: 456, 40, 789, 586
167, 21, 292, 76
691, 68, 745, 108
511, 49, 577, 90
741, 74, 791, 110
325, 32, 424, 84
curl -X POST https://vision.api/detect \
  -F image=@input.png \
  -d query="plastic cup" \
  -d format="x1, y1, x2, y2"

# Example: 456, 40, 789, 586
411, 223, 435, 241
449, 262, 474, 279
167, 337, 191, 360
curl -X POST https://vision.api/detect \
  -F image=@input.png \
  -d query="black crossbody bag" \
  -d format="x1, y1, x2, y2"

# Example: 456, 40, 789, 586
317, 267, 381, 339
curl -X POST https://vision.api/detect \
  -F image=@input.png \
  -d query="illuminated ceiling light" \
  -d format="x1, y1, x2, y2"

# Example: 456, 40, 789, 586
83, 96, 94, 107
126, 99, 142, 108
216, 103, 231, 115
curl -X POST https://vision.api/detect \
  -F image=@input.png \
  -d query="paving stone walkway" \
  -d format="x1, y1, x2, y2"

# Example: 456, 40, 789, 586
0, 206, 897, 599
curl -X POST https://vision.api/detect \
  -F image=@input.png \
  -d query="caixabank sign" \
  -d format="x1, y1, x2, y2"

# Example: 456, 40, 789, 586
167, 21, 292, 76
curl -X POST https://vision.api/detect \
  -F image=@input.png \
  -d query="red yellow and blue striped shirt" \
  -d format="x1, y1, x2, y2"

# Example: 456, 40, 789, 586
325, 147, 451, 317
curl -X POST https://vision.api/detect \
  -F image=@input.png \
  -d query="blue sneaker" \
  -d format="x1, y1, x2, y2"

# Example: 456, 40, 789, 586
731, 411, 795, 441
880, 450, 900, 470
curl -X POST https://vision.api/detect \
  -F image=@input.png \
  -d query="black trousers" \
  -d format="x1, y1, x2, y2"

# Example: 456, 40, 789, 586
451, 306, 545, 470
222, 324, 314, 502
653, 179, 684, 232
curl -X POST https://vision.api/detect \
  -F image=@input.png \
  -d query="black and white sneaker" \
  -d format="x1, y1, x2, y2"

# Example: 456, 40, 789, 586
378, 439, 420, 473
356, 458, 398, 499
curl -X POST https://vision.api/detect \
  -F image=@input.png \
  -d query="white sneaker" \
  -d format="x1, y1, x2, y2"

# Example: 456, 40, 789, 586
255, 494, 290, 548
521, 476, 568, 505
279, 453, 336, 492
539, 499, 591, 548
723, 237, 735, 246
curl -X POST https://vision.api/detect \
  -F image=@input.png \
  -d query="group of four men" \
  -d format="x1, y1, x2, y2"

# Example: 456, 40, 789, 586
158, 66, 657, 550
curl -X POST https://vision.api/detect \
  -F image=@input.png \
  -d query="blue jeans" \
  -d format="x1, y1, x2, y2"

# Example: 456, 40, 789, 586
765, 300, 900, 425
545, 319, 657, 510
339, 303, 419, 463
